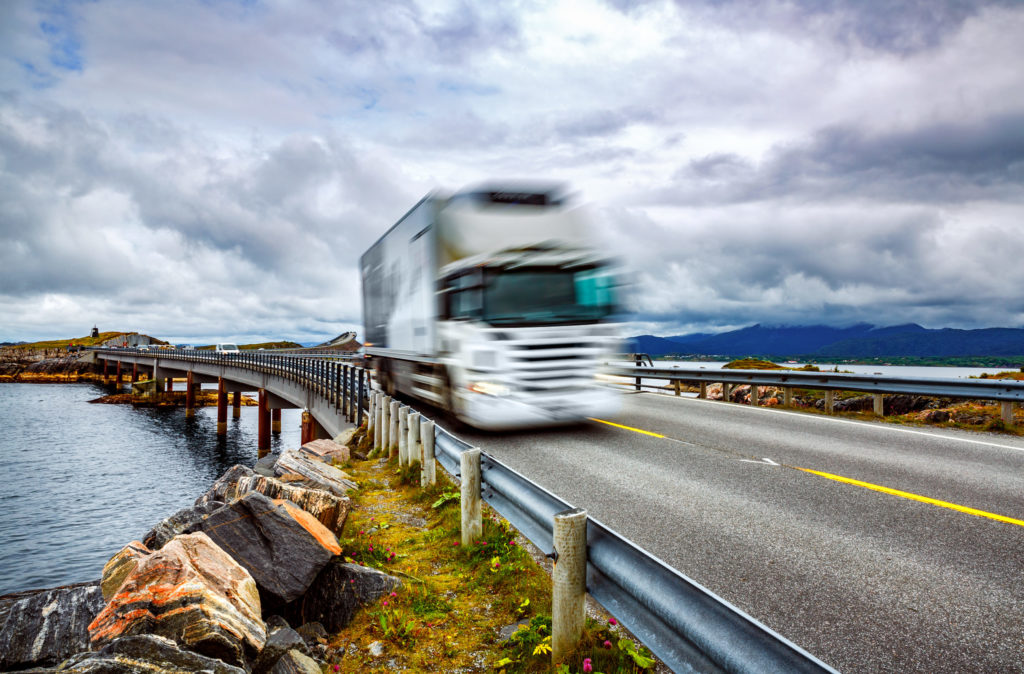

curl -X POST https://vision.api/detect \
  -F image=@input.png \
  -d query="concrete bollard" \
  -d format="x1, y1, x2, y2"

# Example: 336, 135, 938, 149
421, 419, 436, 487
825, 390, 835, 414
874, 394, 885, 416
380, 395, 391, 453
398, 406, 409, 466
408, 412, 421, 471
460, 448, 482, 546
783, 387, 794, 407
389, 400, 400, 459
551, 507, 588, 665
749, 383, 759, 406
1002, 401, 1015, 426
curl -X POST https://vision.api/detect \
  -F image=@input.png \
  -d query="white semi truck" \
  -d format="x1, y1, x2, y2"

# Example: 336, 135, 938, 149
360, 184, 621, 430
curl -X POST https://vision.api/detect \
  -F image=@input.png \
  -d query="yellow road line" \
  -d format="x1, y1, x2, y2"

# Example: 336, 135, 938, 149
588, 418, 665, 438
796, 467, 1024, 528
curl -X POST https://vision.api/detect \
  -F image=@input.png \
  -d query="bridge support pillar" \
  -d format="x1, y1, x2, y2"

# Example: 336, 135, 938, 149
699, 382, 707, 399
217, 378, 227, 435
749, 383, 759, 406
301, 411, 314, 445
258, 389, 271, 457
131, 363, 138, 383
115, 361, 122, 387
1002, 401, 1015, 426
825, 390, 835, 414
874, 394, 885, 416
185, 371, 196, 418
151, 363, 164, 392
232, 391, 241, 419
102, 359, 109, 383
551, 507, 588, 666
272, 408, 281, 434
783, 387, 794, 407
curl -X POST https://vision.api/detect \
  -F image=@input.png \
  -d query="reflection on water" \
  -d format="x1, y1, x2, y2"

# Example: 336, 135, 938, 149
0, 383, 302, 594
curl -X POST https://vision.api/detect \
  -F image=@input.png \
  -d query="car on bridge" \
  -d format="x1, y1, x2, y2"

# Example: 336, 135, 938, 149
215, 343, 240, 355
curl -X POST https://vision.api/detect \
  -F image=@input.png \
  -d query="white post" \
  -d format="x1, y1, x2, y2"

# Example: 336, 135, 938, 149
874, 393, 884, 416
783, 387, 793, 407
460, 448, 482, 546
398, 406, 410, 466
380, 395, 391, 453
389, 400, 400, 459
551, 507, 588, 665
699, 382, 707, 399
408, 412, 421, 470
749, 383, 759, 406
368, 391, 376, 437
421, 419, 436, 487
825, 390, 835, 414
723, 382, 732, 402
1002, 401, 1015, 426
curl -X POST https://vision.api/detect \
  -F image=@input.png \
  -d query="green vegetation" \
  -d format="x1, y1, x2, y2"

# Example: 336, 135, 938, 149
327, 440, 659, 672
9, 332, 168, 350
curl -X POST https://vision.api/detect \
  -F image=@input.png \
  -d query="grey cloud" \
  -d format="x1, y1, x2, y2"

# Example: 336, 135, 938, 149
661, 112, 1024, 206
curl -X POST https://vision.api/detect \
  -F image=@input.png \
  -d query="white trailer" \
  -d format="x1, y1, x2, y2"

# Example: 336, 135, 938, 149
361, 185, 620, 430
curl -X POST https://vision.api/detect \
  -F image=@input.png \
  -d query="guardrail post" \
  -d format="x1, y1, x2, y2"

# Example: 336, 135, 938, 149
1002, 401, 1015, 426
408, 412, 420, 470
398, 406, 410, 466
699, 382, 707, 399
723, 382, 732, 402
783, 386, 793, 407
873, 394, 884, 416
460, 448, 482, 546
368, 389, 377, 437
389, 400, 400, 459
635, 373, 642, 391
673, 380, 681, 396
825, 390, 835, 414
551, 507, 587, 665
749, 383, 759, 406
378, 394, 389, 452
420, 419, 435, 487
356, 369, 365, 427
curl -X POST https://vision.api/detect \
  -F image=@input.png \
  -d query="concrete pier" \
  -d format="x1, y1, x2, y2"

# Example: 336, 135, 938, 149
232, 391, 241, 419
185, 371, 196, 419
257, 389, 270, 457
272, 408, 282, 434
217, 378, 227, 435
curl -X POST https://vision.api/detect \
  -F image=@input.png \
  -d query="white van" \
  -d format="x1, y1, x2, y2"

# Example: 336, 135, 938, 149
215, 343, 241, 354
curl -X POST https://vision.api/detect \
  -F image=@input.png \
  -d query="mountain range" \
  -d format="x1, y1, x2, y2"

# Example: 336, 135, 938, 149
628, 324, 1024, 359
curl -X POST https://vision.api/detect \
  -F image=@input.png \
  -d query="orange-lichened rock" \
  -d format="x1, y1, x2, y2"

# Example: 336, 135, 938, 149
100, 540, 150, 601
88, 532, 265, 667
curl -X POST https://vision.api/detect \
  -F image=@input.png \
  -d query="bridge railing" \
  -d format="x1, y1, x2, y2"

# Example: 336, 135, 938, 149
91, 346, 837, 671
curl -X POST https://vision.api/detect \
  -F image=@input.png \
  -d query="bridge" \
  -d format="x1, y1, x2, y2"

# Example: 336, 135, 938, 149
90, 348, 366, 453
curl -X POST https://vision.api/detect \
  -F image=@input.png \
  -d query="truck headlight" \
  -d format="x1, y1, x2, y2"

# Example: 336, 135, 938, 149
468, 381, 510, 396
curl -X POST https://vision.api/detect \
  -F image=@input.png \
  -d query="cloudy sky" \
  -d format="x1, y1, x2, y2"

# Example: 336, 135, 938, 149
2, 0, 1022, 344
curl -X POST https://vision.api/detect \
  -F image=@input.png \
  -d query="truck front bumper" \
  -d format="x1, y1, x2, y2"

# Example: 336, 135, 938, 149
460, 385, 621, 431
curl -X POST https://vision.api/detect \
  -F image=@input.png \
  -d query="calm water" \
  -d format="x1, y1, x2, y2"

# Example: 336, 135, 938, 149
0, 383, 302, 595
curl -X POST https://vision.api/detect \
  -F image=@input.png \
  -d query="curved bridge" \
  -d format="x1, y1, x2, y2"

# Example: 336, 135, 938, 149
90, 348, 367, 451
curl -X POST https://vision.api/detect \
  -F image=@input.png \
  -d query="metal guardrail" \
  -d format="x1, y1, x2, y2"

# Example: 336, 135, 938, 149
433, 415, 838, 673
605, 364, 1024, 402
91, 347, 837, 672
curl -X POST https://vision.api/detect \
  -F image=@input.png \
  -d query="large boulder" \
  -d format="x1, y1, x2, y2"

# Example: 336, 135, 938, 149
199, 492, 341, 606
88, 532, 265, 667
143, 500, 226, 549
274, 448, 357, 497
300, 438, 350, 463
290, 559, 400, 632
270, 649, 322, 674
251, 624, 312, 674
0, 581, 106, 670
55, 634, 246, 673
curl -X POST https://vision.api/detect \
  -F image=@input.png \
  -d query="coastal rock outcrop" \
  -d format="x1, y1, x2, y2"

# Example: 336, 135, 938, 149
196, 464, 256, 505
88, 532, 265, 667
199, 492, 341, 606
99, 541, 150, 601
251, 623, 313, 674
0, 581, 106, 671
269, 649, 322, 673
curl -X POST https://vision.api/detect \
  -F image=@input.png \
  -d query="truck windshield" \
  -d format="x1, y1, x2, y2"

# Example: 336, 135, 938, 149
482, 267, 616, 325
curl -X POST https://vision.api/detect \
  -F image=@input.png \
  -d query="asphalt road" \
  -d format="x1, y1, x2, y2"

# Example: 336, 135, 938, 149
455, 391, 1024, 673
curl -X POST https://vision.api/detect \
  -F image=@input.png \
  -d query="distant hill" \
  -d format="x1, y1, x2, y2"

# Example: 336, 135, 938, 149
628, 324, 1024, 359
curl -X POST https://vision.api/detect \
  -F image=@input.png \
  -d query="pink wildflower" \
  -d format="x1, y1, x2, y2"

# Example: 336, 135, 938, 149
390, 591, 397, 597
583, 658, 593, 673
383, 600, 389, 606
359, 530, 365, 535
609, 618, 617, 626
604, 640, 612, 649
334, 666, 340, 672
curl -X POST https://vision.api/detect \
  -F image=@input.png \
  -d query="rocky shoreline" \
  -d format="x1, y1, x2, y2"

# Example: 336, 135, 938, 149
0, 428, 398, 673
